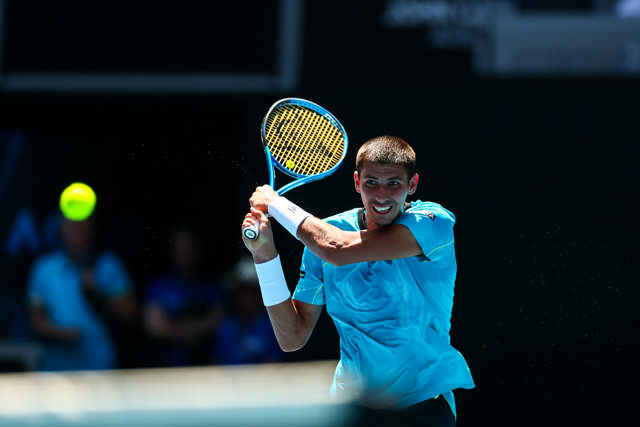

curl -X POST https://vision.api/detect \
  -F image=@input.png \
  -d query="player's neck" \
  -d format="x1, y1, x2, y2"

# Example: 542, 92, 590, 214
361, 210, 389, 232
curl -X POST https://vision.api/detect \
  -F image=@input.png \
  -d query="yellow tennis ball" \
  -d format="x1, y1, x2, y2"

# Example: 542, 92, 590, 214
59, 182, 97, 221
285, 159, 295, 169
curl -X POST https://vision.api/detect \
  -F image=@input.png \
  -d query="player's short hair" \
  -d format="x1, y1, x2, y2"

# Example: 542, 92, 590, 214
355, 135, 416, 179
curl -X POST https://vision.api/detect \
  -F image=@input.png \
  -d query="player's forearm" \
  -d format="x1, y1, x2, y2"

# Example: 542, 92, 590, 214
265, 299, 313, 352
250, 253, 315, 351
298, 216, 423, 265
297, 217, 361, 266
265, 196, 362, 266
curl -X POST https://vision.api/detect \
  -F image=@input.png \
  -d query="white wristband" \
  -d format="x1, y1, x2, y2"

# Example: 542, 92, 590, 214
268, 196, 312, 240
254, 255, 291, 306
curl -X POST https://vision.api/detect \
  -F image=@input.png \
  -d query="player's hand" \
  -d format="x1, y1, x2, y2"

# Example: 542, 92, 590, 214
241, 208, 278, 263
249, 185, 279, 214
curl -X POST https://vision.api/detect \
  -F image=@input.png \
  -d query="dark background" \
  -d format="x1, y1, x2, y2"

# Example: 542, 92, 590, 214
1, 1, 638, 426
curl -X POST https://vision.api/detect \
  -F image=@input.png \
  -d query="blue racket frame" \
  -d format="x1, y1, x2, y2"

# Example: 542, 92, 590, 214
243, 98, 348, 240
261, 97, 348, 196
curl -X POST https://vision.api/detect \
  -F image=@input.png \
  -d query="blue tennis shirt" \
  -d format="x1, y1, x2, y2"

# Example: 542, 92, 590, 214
292, 200, 474, 412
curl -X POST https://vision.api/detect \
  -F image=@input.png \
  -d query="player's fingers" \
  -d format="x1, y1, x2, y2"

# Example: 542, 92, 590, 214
242, 212, 258, 228
250, 207, 267, 221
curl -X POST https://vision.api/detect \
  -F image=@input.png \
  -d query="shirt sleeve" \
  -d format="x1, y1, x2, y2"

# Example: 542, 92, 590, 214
292, 247, 325, 305
395, 205, 456, 263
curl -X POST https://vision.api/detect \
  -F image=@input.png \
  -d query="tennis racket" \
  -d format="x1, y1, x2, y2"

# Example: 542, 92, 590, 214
243, 98, 348, 240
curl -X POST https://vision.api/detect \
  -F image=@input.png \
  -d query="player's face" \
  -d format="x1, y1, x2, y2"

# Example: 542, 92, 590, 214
354, 161, 418, 230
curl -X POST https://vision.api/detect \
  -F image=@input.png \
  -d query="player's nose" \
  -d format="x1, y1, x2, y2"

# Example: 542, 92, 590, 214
373, 186, 393, 201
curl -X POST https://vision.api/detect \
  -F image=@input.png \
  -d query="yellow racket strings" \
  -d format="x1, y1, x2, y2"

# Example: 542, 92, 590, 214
264, 105, 345, 176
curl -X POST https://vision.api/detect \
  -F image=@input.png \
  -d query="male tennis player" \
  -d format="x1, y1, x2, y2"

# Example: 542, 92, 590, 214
241, 135, 474, 426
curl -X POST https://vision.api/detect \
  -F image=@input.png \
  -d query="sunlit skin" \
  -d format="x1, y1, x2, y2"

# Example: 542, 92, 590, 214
354, 161, 419, 231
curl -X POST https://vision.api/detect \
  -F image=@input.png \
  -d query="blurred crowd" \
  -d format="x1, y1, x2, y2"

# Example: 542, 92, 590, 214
0, 213, 286, 372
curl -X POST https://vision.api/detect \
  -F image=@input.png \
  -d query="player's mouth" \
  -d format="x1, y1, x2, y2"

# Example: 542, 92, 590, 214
371, 204, 392, 215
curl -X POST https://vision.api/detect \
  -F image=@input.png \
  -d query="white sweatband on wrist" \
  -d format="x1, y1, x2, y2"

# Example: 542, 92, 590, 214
268, 196, 312, 240
254, 255, 291, 306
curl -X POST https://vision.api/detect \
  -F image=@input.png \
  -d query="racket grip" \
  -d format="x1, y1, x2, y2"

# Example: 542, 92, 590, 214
243, 222, 260, 240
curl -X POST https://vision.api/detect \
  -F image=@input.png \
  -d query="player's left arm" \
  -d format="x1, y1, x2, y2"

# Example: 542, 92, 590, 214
249, 185, 422, 266
298, 218, 420, 266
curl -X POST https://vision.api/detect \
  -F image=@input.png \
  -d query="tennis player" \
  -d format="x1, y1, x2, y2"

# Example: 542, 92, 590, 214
241, 135, 474, 426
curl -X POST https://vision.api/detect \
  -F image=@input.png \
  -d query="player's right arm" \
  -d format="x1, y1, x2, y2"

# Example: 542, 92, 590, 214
265, 299, 323, 352
242, 208, 323, 352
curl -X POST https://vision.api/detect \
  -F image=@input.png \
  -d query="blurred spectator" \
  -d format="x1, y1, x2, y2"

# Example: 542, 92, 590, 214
26, 215, 137, 371
143, 225, 225, 367
213, 256, 284, 365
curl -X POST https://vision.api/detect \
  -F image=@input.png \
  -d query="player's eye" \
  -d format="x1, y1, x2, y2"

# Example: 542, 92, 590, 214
366, 180, 377, 186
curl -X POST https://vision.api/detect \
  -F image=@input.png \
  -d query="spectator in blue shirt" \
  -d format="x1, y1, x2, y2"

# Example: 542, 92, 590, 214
26, 216, 137, 371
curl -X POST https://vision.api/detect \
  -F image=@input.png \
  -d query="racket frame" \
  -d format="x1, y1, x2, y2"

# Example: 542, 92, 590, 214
261, 97, 348, 195
243, 97, 348, 241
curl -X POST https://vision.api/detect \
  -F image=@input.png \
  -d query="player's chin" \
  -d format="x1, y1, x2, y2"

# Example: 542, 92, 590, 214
370, 211, 399, 227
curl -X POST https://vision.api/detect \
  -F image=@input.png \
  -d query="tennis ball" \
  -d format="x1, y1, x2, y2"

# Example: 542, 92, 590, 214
286, 159, 295, 169
59, 182, 97, 221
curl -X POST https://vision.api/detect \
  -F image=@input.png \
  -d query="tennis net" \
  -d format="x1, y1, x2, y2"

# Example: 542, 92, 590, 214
0, 360, 358, 427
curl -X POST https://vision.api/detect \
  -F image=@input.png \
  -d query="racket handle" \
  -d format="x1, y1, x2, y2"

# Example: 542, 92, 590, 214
243, 222, 259, 240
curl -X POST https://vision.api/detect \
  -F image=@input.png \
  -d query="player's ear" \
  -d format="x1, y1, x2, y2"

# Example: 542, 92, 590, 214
408, 173, 419, 195
354, 171, 361, 193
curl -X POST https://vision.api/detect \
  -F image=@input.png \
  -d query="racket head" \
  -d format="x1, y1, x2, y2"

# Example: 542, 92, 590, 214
261, 98, 348, 188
